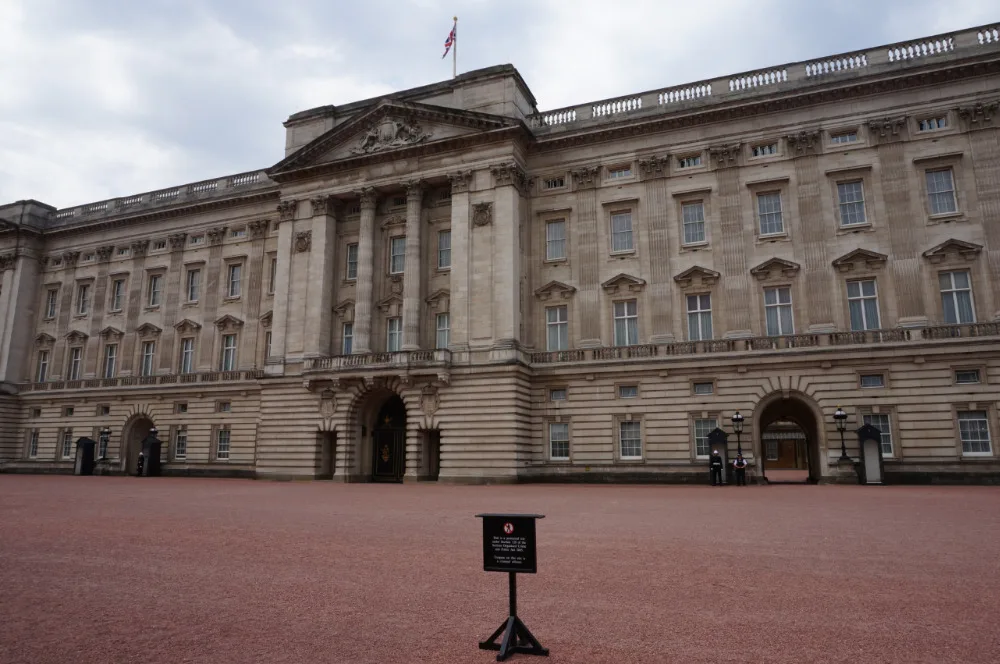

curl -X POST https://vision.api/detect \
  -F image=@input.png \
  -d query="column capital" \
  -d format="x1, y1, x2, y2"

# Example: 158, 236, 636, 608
356, 187, 378, 210
449, 171, 472, 194
0, 253, 14, 272
276, 199, 298, 225
490, 162, 528, 194
406, 179, 425, 200
96, 244, 116, 262
310, 195, 337, 217
784, 129, 821, 157
247, 219, 269, 239
866, 116, 908, 145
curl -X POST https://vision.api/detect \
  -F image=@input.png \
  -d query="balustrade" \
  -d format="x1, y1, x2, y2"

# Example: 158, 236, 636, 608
19, 369, 264, 393
658, 83, 712, 105
804, 53, 867, 77
887, 37, 954, 62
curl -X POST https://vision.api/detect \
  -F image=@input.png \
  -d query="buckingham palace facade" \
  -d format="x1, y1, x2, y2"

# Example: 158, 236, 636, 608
3, 24, 1000, 484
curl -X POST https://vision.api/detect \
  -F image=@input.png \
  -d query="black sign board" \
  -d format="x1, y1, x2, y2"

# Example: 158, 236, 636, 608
478, 514, 542, 574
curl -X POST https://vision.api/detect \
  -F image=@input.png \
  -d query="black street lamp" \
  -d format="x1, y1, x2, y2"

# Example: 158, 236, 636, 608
98, 427, 111, 460
731, 411, 745, 455
834, 406, 849, 461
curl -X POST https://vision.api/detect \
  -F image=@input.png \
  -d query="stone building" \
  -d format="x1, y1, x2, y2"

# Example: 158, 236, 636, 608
2, 24, 1000, 484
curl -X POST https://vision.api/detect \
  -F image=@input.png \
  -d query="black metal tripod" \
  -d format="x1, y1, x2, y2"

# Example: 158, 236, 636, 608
479, 572, 548, 661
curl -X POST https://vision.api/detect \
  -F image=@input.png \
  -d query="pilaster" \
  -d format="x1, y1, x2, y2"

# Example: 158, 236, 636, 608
491, 163, 527, 347
448, 172, 472, 351
788, 130, 833, 330
158, 235, 186, 372
641, 159, 673, 342
240, 219, 269, 368
120, 240, 148, 375
267, 200, 297, 374
711, 144, 752, 336
571, 165, 601, 346
402, 180, 424, 350
196, 231, 225, 370
0, 252, 40, 384
353, 188, 377, 354
305, 197, 338, 358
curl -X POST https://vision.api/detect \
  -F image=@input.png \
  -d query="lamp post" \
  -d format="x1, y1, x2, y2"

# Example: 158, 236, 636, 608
98, 427, 110, 460
834, 406, 849, 461
731, 411, 745, 455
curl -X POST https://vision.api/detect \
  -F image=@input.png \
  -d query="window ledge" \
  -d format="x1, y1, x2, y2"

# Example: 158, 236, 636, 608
837, 223, 873, 235
960, 453, 995, 460
73, 313, 89, 319
609, 250, 637, 257
928, 212, 965, 224
616, 458, 645, 464
680, 242, 709, 251
223, 296, 242, 302
341, 279, 358, 286
144, 305, 161, 312
757, 233, 789, 243
436, 267, 452, 273
543, 258, 568, 265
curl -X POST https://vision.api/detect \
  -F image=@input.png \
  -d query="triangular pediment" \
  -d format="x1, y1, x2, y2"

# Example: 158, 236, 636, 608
214, 315, 245, 331
601, 273, 646, 294
534, 280, 577, 300
673, 266, 720, 288
269, 100, 522, 178
750, 257, 801, 281
35, 333, 56, 346
100, 326, 124, 339
174, 318, 202, 334
831, 248, 888, 272
136, 323, 162, 337
65, 330, 89, 343
259, 311, 273, 328
377, 293, 403, 315
333, 299, 355, 318
922, 238, 983, 262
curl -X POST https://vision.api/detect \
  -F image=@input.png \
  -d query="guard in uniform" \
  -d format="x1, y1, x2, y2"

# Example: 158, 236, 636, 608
733, 453, 748, 486
709, 450, 723, 486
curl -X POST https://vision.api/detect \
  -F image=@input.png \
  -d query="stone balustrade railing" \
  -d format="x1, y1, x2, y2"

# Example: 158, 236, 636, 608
529, 23, 1000, 129
50, 169, 275, 225
19, 369, 264, 393
303, 349, 452, 372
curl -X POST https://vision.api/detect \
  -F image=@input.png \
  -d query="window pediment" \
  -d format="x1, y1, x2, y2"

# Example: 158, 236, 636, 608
214, 315, 245, 332
65, 330, 89, 344
832, 248, 888, 273
377, 294, 403, 316
922, 238, 982, 263
35, 333, 56, 347
174, 319, 202, 334
259, 311, 273, 329
673, 266, 720, 288
136, 323, 162, 337
100, 326, 124, 340
333, 299, 355, 320
425, 289, 451, 311
534, 280, 577, 301
600, 273, 646, 295
750, 257, 800, 281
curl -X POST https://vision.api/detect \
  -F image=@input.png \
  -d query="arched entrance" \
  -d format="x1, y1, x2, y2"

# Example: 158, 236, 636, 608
121, 415, 154, 476
364, 394, 406, 483
754, 393, 824, 484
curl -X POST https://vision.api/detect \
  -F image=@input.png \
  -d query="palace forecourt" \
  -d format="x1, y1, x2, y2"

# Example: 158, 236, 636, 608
2, 24, 1000, 484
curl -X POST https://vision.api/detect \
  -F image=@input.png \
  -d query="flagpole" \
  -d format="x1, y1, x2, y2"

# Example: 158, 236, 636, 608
453, 16, 458, 78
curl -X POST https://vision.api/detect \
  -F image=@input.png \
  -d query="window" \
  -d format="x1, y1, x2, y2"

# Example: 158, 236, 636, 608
958, 411, 992, 455
610, 212, 633, 252
103, 344, 117, 378
613, 300, 639, 346
678, 155, 701, 168
176, 403, 188, 414
218, 401, 232, 413
618, 385, 639, 399
61, 429, 73, 459
766, 440, 779, 461
389, 236, 406, 274
546, 306, 568, 351
268, 257, 277, 293
227, 264, 242, 298
152, 239, 166, 251
97, 429, 109, 458
27, 430, 39, 458
831, 131, 858, 144
77, 284, 91, 315
116, 247, 131, 257
186, 269, 201, 302
613, 420, 641, 459
543, 177, 565, 190
180, 338, 195, 374
860, 374, 885, 388
955, 370, 981, 385
31, 408, 41, 418
64, 406, 74, 417
751, 143, 778, 157
546, 220, 566, 260
68, 347, 82, 380
264, 331, 272, 360
549, 388, 567, 401
918, 116, 947, 132
386, 317, 402, 352
549, 422, 570, 460
847, 280, 880, 331
189, 235, 204, 246
436, 313, 450, 350
926, 169, 957, 215
342, 323, 353, 355
229, 227, 246, 239
174, 427, 188, 460
140, 341, 155, 377
682, 202, 706, 245
837, 181, 867, 226
45, 289, 58, 318
216, 428, 231, 460
98, 405, 110, 416
764, 287, 794, 336
147, 274, 162, 307
686, 294, 712, 341
110, 279, 125, 311
36, 350, 49, 382
862, 413, 894, 456
940, 271, 975, 324
437, 231, 451, 269
608, 166, 632, 179
220, 334, 237, 371
757, 193, 784, 235
693, 382, 714, 395
346, 243, 358, 280
694, 418, 718, 457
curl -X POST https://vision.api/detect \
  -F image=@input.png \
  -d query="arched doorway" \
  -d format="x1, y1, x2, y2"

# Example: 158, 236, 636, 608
371, 395, 406, 482
121, 415, 154, 476
754, 393, 824, 484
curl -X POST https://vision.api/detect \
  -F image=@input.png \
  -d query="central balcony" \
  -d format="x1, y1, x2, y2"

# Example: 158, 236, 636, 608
303, 349, 452, 378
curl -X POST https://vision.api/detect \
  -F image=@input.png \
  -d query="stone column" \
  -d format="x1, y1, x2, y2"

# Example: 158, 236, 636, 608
196, 229, 225, 370
352, 187, 377, 354
402, 180, 424, 350
639, 157, 674, 342
711, 144, 753, 337
958, 103, 1000, 319
157, 234, 187, 372
305, 197, 338, 358
490, 163, 526, 347
448, 172, 472, 351
85, 245, 115, 376
266, 200, 297, 375
240, 219, 269, 368
571, 166, 601, 346
52, 251, 81, 376
0, 250, 40, 384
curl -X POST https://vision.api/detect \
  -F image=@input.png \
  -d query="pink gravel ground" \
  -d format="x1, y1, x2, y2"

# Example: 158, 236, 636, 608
1, 477, 999, 664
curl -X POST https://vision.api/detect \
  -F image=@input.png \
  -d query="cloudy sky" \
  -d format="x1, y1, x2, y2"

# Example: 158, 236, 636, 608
0, 0, 995, 209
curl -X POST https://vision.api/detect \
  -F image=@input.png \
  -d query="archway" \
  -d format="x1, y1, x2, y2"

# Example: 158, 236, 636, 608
370, 395, 406, 482
121, 415, 154, 476
754, 392, 824, 484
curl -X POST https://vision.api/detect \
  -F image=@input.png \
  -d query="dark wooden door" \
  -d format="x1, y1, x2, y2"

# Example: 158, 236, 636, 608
372, 429, 404, 482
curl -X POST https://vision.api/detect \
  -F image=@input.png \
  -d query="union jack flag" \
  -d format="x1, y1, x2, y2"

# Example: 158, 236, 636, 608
442, 22, 456, 58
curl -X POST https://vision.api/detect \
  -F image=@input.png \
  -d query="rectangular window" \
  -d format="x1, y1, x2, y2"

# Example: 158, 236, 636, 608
860, 374, 885, 388
610, 211, 633, 252
109, 279, 125, 311
264, 331, 272, 360
618, 385, 639, 399
751, 143, 778, 157
546, 306, 568, 352
436, 313, 450, 350
613, 299, 639, 346
151, 240, 166, 251
918, 116, 947, 131
220, 334, 237, 371
45, 289, 58, 318
678, 155, 701, 168
926, 169, 957, 215
180, 338, 195, 374
955, 370, 981, 385
147, 274, 162, 307
117, 247, 131, 256
837, 181, 867, 226
342, 323, 353, 355
549, 422, 570, 460
268, 257, 277, 293
174, 427, 188, 460
103, 344, 117, 378
694, 418, 718, 457
77, 284, 90, 315
186, 269, 201, 302
227, 264, 242, 298
546, 220, 566, 260
619, 420, 642, 460
63, 406, 73, 417
189, 235, 204, 246
693, 382, 714, 395
437, 230, 451, 269
218, 401, 232, 413
608, 166, 632, 179
28, 430, 39, 458
61, 429, 73, 459
140, 341, 155, 377
686, 294, 712, 341
216, 428, 231, 460
176, 403, 188, 414
36, 350, 49, 382
346, 243, 358, 280
543, 177, 565, 190
68, 347, 82, 380
229, 227, 246, 239
764, 287, 794, 336
389, 236, 406, 274
766, 440, 779, 461
939, 271, 975, 324
549, 388, 567, 401
386, 317, 402, 352
831, 131, 858, 144
682, 202, 706, 245
958, 411, 992, 455
757, 192, 784, 235
847, 279, 880, 331
862, 413, 893, 456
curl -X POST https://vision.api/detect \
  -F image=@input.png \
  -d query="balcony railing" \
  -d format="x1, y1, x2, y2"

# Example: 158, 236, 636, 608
20, 369, 264, 393
303, 349, 452, 372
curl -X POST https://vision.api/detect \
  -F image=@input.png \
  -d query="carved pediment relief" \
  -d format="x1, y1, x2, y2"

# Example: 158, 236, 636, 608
136, 323, 162, 337
922, 238, 983, 263
673, 266, 721, 288
831, 248, 888, 272
380, 214, 406, 230
333, 299, 355, 320
174, 319, 202, 334
35, 333, 56, 347
750, 257, 801, 281
100, 326, 124, 340
214, 314, 245, 332
600, 273, 646, 295
534, 280, 577, 301
65, 330, 89, 344
259, 311, 273, 329
377, 294, 403, 317
425, 289, 451, 311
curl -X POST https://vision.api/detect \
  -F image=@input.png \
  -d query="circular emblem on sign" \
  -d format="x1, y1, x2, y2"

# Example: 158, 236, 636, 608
503, 522, 514, 535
